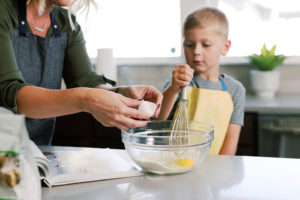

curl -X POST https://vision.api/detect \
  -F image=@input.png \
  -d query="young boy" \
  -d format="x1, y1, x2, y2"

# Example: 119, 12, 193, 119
158, 7, 245, 155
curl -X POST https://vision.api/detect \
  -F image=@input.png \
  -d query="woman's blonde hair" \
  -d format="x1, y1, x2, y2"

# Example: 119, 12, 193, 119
68, 0, 96, 30
27, 0, 96, 30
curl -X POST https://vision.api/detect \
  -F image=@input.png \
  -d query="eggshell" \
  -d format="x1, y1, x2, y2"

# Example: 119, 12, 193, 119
138, 101, 157, 116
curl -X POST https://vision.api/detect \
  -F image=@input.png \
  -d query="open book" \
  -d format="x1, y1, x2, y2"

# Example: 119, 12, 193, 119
29, 141, 142, 187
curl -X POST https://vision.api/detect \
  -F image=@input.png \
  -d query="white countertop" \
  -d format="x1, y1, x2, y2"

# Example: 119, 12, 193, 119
41, 146, 300, 200
245, 94, 300, 114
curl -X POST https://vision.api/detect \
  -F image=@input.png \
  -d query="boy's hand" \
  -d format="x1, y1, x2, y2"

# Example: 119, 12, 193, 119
170, 64, 194, 92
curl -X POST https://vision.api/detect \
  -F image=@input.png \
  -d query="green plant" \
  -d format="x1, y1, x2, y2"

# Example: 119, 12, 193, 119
249, 44, 286, 71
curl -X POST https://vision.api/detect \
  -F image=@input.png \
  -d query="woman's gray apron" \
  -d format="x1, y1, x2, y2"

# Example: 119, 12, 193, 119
11, 0, 67, 145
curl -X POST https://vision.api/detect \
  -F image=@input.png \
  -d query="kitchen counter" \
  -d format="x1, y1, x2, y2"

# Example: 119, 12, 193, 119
42, 146, 300, 200
245, 94, 300, 114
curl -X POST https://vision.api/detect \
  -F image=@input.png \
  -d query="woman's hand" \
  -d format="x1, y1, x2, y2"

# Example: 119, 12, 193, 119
83, 88, 151, 130
170, 64, 194, 93
116, 86, 163, 118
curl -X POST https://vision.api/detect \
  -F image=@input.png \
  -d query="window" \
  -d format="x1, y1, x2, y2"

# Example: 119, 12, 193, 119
76, 0, 300, 63
217, 0, 300, 57
76, 0, 181, 58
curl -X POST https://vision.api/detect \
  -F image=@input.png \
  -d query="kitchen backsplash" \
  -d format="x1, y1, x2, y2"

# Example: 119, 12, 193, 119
117, 64, 300, 95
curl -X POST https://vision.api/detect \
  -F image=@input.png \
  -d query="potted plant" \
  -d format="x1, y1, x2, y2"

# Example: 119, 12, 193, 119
249, 44, 286, 99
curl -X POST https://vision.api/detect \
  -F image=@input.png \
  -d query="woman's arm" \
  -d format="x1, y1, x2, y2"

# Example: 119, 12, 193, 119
17, 85, 151, 130
17, 86, 87, 118
219, 124, 242, 155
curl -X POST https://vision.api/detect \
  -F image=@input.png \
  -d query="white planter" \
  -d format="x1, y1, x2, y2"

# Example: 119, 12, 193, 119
250, 69, 280, 99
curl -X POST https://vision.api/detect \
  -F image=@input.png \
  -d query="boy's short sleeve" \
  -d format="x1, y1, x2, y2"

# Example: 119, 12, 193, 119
161, 75, 172, 93
228, 81, 246, 126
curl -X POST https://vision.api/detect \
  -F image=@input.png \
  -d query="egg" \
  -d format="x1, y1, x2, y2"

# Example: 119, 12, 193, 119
134, 151, 199, 175
174, 158, 195, 167
138, 101, 157, 116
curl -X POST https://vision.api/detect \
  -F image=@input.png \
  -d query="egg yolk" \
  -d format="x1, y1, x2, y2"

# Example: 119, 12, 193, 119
175, 158, 194, 167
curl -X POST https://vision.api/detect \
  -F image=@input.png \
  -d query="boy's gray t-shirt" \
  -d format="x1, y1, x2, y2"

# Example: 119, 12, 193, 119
162, 74, 246, 126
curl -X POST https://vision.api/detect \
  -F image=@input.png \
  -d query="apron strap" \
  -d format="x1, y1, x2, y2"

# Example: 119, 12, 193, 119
189, 75, 228, 91
50, 11, 61, 37
18, 0, 61, 37
18, 0, 27, 36
219, 75, 228, 91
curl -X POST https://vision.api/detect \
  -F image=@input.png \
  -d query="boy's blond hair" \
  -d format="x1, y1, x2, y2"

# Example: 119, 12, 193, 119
184, 7, 229, 39
27, 0, 96, 30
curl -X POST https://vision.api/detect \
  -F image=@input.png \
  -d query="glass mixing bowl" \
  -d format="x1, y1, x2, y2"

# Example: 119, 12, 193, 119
122, 120, 214, 175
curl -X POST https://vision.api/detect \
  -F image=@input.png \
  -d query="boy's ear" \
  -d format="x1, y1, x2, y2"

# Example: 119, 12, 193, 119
221, 39, 231, 56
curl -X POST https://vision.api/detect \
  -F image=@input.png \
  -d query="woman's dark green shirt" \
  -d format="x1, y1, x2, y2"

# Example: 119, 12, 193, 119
0, 0, 106, 112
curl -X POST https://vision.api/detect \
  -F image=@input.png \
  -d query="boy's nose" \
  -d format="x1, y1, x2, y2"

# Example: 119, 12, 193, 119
194, 44, 202, 55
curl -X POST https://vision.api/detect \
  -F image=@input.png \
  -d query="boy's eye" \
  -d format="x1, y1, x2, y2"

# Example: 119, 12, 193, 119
203, 43, 211, 47
184, 44, 194, 48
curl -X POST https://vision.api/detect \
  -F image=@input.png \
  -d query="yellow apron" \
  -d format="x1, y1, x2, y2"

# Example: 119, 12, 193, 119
174, 76, 233, 155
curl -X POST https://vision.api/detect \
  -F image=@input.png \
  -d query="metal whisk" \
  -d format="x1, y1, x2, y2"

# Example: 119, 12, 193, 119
169, 86, 191, 146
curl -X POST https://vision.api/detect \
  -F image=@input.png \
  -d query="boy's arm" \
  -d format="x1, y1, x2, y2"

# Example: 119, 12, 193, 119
157, 86, 179, 120
219, 124, 242, 155
158, 64, 194, 120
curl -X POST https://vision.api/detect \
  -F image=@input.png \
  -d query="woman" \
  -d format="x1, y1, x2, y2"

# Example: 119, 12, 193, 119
0, 0, 162, 145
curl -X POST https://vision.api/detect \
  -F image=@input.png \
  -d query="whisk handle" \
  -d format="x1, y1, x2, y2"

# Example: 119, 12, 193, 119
181, 86, 188, 101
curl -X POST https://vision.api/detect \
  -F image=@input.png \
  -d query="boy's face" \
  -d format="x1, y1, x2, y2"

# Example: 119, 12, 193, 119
183, 26, 231, 76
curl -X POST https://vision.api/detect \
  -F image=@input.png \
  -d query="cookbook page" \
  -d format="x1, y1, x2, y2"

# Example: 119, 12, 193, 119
29, 140, 55, 179
43, 148, 142, 187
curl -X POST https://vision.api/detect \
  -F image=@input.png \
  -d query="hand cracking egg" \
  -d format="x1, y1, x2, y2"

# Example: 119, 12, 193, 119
138, 101, 157, 117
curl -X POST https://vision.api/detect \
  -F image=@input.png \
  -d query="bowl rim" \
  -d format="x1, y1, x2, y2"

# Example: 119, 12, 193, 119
122, 120, 214, 147
123, 139, 213, 149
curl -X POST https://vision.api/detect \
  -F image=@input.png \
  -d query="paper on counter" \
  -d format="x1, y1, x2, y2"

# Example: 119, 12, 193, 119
33, 147, 142, 187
